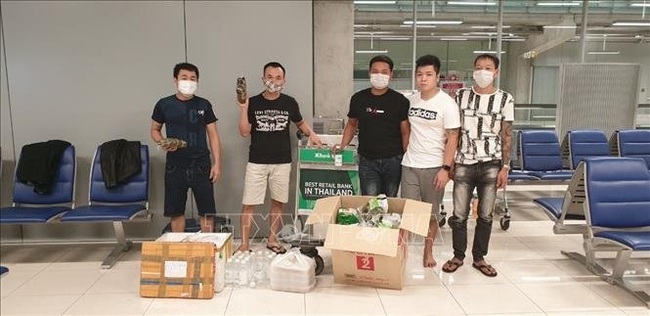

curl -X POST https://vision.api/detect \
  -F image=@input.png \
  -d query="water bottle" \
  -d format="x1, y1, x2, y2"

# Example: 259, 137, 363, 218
215, 252, 225, 293
238, 258, 250, 287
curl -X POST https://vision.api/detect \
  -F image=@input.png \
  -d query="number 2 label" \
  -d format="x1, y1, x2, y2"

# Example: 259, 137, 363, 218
356, 255, 375, 271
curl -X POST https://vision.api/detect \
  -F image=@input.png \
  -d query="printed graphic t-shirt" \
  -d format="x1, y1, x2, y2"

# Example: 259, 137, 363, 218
402, 90, 461, 168
348, 88, 409, 159
151, 95, 218, 167
455, 87, 514, 165
248, 93, 303, 164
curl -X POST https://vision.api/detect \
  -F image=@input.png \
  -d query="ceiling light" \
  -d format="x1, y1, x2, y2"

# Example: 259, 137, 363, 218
630, 3, 650, 7
471, 25, 511, 29
353, 0, 396, 4
403, 20, 463, 25
379, 37, 410, 41
473, 50, 506, 54
503, 38, 526, 42
440, 38, 468, 41
355, 50, 389, 54
536, 1, 581, 6
354, 31, 393, 35
543, 25, 577, 29
401, 24, 437, 28
588, 51, 620, 55
447, 1, 496, 5
612, 21, 650, 26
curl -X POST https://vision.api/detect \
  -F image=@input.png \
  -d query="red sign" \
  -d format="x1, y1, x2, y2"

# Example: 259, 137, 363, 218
441, 81, 466, 99
356, 255, 375, 271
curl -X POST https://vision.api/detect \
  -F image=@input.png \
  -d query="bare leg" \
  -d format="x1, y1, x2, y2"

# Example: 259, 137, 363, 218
239, 204, 255, 251
200, 215, 213, 233
423, 220, 438, 268
268, 199, 284, 245
170, 215, 185, 233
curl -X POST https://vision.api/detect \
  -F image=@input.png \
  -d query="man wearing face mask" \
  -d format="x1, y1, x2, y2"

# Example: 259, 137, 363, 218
150, 62, 222, 233
441, 54, 514, 277
337, 55, 410, 197
237, 62, 322, 254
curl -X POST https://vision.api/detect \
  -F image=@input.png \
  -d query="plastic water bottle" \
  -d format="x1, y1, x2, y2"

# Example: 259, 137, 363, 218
238, 258, 250, 287
215, 252, 225, 293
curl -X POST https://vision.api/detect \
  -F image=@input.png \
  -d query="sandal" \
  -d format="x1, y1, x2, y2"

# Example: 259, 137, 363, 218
442, 258, 464, 273
472, 262, 497, 277
232, 245, 252, 256
266, 244, 287, 254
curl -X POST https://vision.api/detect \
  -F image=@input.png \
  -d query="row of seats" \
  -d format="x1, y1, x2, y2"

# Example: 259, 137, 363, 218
0, 144, 150, 269
533, 157, 650, 308
495, 129, 650, 230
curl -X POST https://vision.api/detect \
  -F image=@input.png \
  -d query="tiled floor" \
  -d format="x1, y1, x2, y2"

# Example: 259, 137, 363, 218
1, 203, 649, 315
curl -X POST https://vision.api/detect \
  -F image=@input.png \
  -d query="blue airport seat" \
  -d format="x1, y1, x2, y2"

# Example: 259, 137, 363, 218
0, 145, 76, 224
60, 144, 150, 268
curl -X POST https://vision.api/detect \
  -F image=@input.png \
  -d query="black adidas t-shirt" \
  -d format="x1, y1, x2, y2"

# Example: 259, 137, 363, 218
348, 88, 409, 159
151, 95, 217, 167
248, 93, 303, 164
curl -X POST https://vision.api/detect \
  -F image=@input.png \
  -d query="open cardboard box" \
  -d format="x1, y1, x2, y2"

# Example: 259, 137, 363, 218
306, 196, 432, 290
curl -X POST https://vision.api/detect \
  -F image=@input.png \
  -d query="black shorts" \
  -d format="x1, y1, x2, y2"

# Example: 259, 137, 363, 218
164, 160, 216, 217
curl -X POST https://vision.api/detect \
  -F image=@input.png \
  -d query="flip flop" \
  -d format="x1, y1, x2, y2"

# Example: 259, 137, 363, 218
266, 244, 287, 254
472, 262, 497, 277
442, 259, 464, 273
232, 246, 252, 256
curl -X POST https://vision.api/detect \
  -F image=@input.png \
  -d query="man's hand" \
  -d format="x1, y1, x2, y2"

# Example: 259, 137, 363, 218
331, 144, 342, 154
210, 164, 221, 183
309, 134, 323, 147
434, 169, 450, 190
158, 138, 186, 152
496, 168, 509, 189
238, 98, 249, 109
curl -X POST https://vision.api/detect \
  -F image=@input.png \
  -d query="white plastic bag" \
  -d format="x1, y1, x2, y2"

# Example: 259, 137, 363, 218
269, 250, 316, 293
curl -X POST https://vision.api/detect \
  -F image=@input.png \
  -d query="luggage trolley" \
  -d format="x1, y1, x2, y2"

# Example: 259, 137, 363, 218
281, 121, 359, 275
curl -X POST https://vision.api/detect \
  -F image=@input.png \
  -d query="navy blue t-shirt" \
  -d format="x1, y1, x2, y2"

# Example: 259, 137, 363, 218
247, 93, 303, 164
152, 95, 217, 167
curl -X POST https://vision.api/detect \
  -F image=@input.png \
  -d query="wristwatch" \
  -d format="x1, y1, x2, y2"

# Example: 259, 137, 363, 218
441, 164, 452, 172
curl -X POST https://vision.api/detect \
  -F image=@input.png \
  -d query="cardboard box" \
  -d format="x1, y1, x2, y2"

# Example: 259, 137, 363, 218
140, 242, 215, 299
140, 233, 233, 299
306, 196, 432, 290
155, 232, 233, 260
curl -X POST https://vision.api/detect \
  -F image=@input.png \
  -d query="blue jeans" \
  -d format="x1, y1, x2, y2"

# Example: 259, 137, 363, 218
449, 160, 501, 262
358, 154, 403, 197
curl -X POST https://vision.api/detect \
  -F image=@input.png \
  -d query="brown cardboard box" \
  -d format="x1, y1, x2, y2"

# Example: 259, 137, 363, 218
155, 233, 233, 260
306, 196, 431, 290
140, 242, 215, 299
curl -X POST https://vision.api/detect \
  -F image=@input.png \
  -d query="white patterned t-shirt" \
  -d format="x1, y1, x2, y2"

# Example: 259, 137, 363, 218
455, 87, 514, 165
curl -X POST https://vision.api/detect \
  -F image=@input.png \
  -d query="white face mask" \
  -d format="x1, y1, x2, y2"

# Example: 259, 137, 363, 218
370, 73, 390, 90
178, 80, 198, 96
472, 70, 495, 88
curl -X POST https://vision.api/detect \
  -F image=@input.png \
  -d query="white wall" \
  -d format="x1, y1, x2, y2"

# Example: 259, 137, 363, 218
533, 41, 650, 104
0, 1, 313, 241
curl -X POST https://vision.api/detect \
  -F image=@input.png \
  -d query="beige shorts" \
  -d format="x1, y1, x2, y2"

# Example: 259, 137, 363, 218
242, 163, 291, 205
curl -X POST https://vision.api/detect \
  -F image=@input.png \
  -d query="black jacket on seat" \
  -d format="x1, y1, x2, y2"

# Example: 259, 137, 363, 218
16, 140, 72, 194
100, 139, 142, 189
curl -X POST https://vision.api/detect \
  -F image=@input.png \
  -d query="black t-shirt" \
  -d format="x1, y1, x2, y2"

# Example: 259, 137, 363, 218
248, 93, 303, 164
151, 95, 217, 167
348, 88, 409, 159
